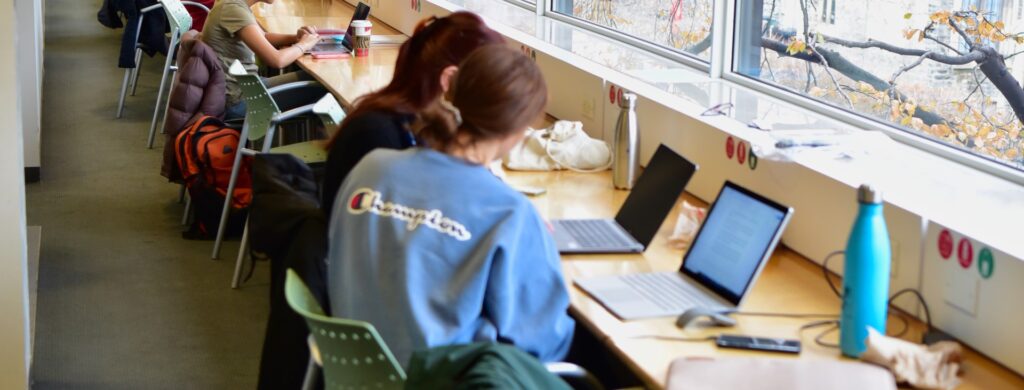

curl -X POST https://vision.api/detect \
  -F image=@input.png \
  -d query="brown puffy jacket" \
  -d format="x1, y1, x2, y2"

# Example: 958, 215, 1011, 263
161, 29, 226, 182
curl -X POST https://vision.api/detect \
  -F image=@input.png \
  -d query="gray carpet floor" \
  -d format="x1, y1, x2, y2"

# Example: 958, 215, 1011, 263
26, 1, 271, 388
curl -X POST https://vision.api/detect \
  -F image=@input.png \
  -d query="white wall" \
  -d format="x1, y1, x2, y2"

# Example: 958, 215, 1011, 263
16, 0, 42, 174
0, 0, 32, 388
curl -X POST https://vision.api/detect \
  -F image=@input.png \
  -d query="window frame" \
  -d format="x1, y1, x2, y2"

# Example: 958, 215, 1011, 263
496, 0, 1024, 185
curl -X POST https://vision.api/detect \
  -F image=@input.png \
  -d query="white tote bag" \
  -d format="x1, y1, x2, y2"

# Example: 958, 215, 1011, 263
503, 121, 612, 172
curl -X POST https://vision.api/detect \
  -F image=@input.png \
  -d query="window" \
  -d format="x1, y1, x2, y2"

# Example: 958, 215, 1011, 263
549, 0, 716, 61
734, 0, 1024, 170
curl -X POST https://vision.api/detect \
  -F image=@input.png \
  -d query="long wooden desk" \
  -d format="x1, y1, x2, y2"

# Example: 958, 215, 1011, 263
255, 1, 1024, 388
254, 0, 400, 110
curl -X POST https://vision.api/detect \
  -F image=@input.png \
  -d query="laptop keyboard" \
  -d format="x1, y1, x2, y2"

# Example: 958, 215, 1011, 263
620, 272, 715, 312
561, 219, 635, 249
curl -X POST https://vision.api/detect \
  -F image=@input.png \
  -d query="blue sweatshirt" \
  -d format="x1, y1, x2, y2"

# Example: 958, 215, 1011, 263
327, 148, 575, 367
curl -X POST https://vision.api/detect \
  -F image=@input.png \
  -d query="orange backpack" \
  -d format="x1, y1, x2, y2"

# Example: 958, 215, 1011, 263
175, 116, 252, 209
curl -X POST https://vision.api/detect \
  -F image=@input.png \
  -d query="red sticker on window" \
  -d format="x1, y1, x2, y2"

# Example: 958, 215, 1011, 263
957, 238, 973, 269
737, 142, 747, 165
938, 229, 953, 259
617, 89, 624, 105
726, 137, 735, 159
609, 86, 617, 104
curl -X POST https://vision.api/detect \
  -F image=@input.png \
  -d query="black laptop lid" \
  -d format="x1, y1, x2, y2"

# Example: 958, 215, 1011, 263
341, 2, 371, 51
614, 144, 698, 248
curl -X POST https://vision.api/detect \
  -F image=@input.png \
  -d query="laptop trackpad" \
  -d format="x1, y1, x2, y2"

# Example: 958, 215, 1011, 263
576, 277, 664, 320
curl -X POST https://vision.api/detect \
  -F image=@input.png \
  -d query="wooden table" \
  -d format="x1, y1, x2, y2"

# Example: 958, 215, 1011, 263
504, 169, 1024, 389
255, 0, 401, 110
255, 1, 1024, 388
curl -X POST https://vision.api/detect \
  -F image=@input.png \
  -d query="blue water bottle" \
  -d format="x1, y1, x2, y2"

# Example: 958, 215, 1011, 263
840, 184, 891, 358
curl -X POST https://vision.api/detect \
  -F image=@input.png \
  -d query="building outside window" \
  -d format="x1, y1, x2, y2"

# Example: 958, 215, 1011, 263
551, 0, 716, 61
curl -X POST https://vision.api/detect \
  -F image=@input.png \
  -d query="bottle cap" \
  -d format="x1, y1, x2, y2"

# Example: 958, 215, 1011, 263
857, 184, 883, 204
619, 92, 637, 109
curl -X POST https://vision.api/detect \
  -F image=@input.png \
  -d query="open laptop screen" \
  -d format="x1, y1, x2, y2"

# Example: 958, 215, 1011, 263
680, 182, 791, 305
614, 145, 697, 249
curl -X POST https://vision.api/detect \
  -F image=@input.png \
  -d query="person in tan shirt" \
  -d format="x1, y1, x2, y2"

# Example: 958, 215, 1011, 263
202, 0, 322, 119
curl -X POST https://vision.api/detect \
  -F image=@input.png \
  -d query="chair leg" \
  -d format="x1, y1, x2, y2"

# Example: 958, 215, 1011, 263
212, 139, 246, 259
301, 357, 318, 390
129, 48, 143, 96
149, 67, 176, 149
148, 33, 178, 149
116, 67, 132, 118
181, 193, 192, 226
231, 219, 249, 289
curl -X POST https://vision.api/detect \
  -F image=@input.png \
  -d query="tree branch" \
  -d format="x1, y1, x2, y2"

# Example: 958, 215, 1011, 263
821, 35, 984, 64
762, 37, 946, 125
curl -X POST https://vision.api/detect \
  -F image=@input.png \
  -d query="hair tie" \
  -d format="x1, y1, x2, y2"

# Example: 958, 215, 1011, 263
439, 99, 463, 126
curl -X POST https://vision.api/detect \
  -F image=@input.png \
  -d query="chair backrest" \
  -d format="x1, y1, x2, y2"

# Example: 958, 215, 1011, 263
312, 94, 346, 134
285, 270, 407, 390
229, 60, 280, 141
161, 0, 194, 34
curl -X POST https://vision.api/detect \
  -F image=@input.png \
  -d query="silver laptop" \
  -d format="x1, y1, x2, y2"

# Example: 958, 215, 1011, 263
552, 144, 697, 254
574, 181, 794, 320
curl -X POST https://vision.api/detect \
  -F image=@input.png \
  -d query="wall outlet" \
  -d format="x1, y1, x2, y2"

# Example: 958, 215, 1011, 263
581, 98, 596, 121
944, 270, 979, 317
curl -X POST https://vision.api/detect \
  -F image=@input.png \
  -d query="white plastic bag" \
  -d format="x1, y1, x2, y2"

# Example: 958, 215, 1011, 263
503, 121, 612, 172
668, 201, 707, 249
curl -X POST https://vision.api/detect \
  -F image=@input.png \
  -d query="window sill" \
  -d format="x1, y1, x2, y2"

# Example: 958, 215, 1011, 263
429, 0, 1024, 260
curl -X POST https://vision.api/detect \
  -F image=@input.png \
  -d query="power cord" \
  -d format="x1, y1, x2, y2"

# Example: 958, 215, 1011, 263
820, 250, 936, 343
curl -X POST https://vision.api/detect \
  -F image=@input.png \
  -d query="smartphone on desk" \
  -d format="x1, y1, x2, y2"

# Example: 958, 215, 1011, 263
716, 334, 801, 354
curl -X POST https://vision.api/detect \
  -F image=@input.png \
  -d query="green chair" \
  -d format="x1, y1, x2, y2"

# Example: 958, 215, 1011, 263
147, 0, 210, 148
216, 60, 343, 274
284, 269, 407, 390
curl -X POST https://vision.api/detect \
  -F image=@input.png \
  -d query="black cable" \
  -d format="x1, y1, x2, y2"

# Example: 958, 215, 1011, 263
814, 325, 840, 348
822, 250, 845, 298
888, 288, 933, 335
820, 249, 936, 343
723, 310, 838, 319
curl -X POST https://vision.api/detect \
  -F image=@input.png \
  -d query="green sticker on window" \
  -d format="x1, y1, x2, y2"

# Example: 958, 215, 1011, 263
748, 149, 758, 170
978, 248, 994, 279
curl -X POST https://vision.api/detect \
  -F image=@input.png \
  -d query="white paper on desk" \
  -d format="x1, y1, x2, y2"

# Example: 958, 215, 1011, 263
371, 35, 407, 45
752, 128, 892, 163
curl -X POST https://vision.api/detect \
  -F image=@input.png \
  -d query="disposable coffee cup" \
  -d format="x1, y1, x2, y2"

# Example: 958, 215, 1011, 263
351, 20, 372, 57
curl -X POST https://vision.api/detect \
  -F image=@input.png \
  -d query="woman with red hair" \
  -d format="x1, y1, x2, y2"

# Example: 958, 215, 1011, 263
321, 12, 505, 216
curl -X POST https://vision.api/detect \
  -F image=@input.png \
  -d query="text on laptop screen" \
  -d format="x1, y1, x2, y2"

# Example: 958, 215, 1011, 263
681, 185, 787, 300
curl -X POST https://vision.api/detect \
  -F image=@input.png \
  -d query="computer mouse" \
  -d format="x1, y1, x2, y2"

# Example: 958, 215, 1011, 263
675, 308, 737, 328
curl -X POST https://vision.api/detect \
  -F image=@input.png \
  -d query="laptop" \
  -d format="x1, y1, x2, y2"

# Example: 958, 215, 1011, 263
552, 144, 697, 254
309, 2, 371, 55
574, 181, 794, 320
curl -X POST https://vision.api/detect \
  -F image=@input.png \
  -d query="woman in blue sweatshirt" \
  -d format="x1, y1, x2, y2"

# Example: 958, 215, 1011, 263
326, 45, 574, 366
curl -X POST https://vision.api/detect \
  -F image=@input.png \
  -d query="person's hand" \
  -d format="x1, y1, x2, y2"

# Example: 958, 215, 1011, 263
297, 33, 320, 52
297, 25, 318, 39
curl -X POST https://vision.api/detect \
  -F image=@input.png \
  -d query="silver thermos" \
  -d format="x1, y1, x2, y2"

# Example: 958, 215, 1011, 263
613, 93, 639, 189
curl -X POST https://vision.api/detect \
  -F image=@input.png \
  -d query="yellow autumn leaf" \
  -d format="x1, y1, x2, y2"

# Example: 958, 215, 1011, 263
904, 12, 913, 20
857, 81, 876, 94
809, 86, 827, 97
995, 20, 1005, 30
786, 39, 807, 55
1006, 148, 1019, 159
904, 103, 917, 116
900, 116, 913, 126
931, 11, 951, 24
978, 125, 992, 138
